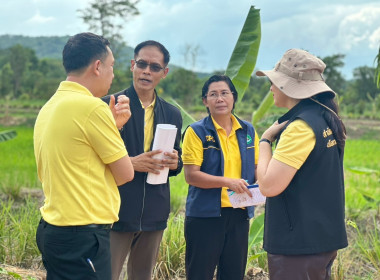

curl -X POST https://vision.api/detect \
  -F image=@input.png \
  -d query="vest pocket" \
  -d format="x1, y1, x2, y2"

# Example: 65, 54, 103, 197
281, 195, 293, 231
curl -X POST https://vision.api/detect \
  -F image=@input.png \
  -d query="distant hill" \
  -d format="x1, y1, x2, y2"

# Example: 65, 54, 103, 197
0, 35, 70, 59
0, 34, 134, 64
0, 34, 210, 76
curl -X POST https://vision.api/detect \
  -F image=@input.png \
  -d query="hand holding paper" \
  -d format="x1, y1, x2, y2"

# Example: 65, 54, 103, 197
228, 184, 266, 208
162, 149, 179, 170
131, 150, 164, 174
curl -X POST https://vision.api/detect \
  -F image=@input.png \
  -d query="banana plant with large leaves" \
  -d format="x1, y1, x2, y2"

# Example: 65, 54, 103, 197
225, 6, 273, 125
171, 5, 273, 131
220, 6, 268, 260
225, 6, 261, 103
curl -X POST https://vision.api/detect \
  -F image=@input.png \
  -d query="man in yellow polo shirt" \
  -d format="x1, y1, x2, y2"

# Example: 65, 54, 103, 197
182, 75, 259, 280
34, 32, 134, 280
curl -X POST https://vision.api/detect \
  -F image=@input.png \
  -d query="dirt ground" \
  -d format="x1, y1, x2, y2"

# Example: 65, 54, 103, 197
0, 264, 45, 280
0, 265, 268, 280
344, 118, 380, 139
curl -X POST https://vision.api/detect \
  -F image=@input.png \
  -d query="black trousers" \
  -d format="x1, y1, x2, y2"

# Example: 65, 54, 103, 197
268, 250, 338, 280
36, 219, 112, 280
185, 208, 250, 280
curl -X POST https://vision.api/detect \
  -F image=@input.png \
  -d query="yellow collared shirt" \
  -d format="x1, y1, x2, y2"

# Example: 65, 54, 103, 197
34, 81, 127, 225
183, 115, 259, 207
140, 96, 156, 152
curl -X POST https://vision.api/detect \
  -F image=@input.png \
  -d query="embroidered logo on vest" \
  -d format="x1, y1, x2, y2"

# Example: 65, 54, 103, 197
323, 127, 332, 138
206, 135, 215, 142
247, 135, 252, 144
323, 127, 337, 148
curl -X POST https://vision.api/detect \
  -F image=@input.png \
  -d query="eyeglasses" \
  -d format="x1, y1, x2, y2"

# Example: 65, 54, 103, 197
206, 91, 233, 100
134, 60, 165, 73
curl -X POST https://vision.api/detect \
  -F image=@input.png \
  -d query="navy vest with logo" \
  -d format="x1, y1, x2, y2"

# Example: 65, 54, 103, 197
264, 100, 348, 255
185, 115, 256, 218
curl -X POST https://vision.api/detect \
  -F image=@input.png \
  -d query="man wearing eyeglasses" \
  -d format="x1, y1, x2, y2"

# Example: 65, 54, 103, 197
102, 40, 183, 280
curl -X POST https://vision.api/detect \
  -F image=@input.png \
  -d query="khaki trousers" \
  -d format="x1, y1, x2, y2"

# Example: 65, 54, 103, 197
110, 230, 164, 280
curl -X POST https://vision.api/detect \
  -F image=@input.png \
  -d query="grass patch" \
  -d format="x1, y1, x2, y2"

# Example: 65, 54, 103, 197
0, 197, 41, 267
169, 172, 187, 214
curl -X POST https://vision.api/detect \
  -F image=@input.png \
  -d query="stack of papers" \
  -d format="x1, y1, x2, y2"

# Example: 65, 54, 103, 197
146, 124, 177, 185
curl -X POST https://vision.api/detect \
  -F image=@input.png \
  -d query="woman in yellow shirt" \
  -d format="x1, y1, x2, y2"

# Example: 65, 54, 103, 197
256, 49, 347, 280
182, 75, 259, 280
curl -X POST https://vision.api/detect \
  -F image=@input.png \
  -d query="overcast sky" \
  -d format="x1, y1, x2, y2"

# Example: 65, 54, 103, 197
1, 0, 380, 79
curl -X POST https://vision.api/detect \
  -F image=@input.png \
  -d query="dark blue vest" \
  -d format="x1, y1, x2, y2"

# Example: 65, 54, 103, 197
185, 115, 256, 218
264, 100, 348, 255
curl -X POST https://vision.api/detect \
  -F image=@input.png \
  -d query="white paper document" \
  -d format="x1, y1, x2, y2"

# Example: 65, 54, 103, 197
227, 184, 266, 208
146, 124, 177, 185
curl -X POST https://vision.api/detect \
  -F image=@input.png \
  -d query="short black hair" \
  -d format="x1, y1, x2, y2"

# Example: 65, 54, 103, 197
134, 40, 170, 66
62, 32, 110, 74
202, 75, 238, 113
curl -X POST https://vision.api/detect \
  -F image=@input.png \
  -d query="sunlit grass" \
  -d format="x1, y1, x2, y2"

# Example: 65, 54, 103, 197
169, 172, 187, 214
0, 126, 40, 197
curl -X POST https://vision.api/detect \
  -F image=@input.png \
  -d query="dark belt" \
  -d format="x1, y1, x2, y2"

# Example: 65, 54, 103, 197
41, 218, 113, 231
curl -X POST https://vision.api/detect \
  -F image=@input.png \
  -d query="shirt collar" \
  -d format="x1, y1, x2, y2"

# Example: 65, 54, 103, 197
211, 114, 242, 132
139, 95, 156, 109
58, 81, 93, 97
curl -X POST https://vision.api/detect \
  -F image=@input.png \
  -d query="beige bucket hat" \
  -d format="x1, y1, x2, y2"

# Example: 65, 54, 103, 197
256, 49, 335, 99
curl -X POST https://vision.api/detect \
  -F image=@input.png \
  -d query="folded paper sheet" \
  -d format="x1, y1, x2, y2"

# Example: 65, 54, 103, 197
146, 124, 177, 185
228, 184, 266, 208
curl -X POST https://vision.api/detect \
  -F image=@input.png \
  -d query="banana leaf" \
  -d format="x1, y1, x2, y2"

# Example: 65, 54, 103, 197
168, 98, 196, 133
346, 166, 379, 176
374, 46, 380, 88
168, 6, 266, 129
248, 212, 264, 247
225, 6, 261, 102
0, 130, 17, 142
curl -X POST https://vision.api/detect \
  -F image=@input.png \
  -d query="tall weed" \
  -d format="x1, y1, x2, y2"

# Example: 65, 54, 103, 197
0, 197, 41, 267
347, 219, 380, 279
154, 213, 186, 279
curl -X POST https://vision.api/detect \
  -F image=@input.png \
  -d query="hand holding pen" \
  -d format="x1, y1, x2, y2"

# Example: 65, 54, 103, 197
224, 178, 252, 197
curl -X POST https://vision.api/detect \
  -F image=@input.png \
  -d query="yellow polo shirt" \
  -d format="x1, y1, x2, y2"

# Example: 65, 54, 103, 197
273, 120, 315, 169
183, 115, 259, 207
34, 81, 127, 226
141, 97, 156, 152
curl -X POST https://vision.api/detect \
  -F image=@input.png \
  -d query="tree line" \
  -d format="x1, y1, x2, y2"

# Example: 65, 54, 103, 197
0, 43, 379, 119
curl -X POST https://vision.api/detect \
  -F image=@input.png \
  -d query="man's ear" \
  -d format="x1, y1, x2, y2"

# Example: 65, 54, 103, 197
130, 59, 135, 72
162, 67, 169, 79
93, 60, 101, 76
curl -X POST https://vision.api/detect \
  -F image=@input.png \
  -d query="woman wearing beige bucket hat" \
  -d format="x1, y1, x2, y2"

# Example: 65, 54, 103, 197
256, 49, 348, 280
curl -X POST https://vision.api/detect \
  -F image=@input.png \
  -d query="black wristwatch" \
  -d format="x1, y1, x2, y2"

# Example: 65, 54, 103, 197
259, 138, 272, 146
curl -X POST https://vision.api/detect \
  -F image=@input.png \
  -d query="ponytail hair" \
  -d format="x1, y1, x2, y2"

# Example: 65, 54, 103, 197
310, 92, 346, 154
